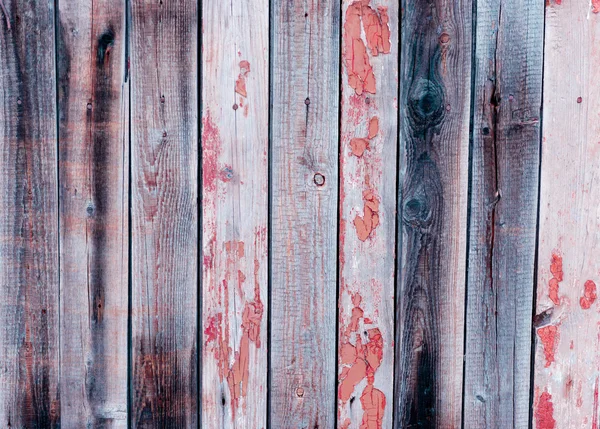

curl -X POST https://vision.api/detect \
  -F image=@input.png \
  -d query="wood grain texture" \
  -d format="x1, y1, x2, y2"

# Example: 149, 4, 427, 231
130, 0, 198, 426
57, 0, 129, 426
337, 0, 398, 428
270, 0, 340, 427
394, 0, 471, 427
533, 2, 600, 428
201, 0, 268, 427
0, 0, 60, 427
463, 1, 543, 428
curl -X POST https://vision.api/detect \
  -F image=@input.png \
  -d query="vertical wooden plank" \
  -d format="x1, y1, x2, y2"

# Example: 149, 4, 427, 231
533, 2, 600, 428
201, 0, 268, 427
337, 0, 397, 428
130, 0, 198, 426
57, 0, 129, 426
463, 0, 543, 427
0, 0, 60, 426
270, 0, 340, 427
394, 0, 471, 427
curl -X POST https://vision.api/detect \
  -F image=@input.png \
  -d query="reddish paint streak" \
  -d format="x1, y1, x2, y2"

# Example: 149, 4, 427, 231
538, 325, 559, 368
354, 189, 380, 241
235, 60, 251, 98
548, 252, 563, 305
580, 280, 597, 309
593, 377, 599, 429
339, 294, 386, 429
350, 138, 370, 157
368, 117, 379, 139
202, 111, 221, 193
536, 391, 556, 429
343, 0, 391, 95
204, 314, 221, 344
593, 0, 600, 13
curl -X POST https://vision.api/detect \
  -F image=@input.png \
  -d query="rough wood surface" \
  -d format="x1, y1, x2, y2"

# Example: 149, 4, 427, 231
57, 0, 129, 426
463, 0, 544, 427
201, 0, 269, 427
337, 0, 398, 428
394, 0, 471, 427
270, 0, 340, 427
0, 0, 60, 426
533, 2, 600, 428
130, 0, 198, 426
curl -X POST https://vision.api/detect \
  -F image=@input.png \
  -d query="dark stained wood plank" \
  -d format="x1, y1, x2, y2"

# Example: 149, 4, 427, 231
533, 2, 600, 427
337, 0, 398, 427
270, 0, 340, 427
394, 0, 472, 427
0, 0, 60, 426
57, 0, 129, 426
463, 0, 543, 427
130, 0, 198, 426
201, 0, 269, 426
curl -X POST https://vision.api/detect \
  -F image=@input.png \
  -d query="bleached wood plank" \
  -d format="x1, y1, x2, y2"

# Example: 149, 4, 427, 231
337, 0, 398, 428
0, 0, 60, 425
270, 0, 340, 426
57, 0, 129, 425
130, 0, 198, 425
394, 0, 472, 427
533, 2, 600, 428
201, 0, 269, 427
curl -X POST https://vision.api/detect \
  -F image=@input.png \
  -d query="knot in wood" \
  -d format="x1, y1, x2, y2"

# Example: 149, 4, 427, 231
408, 77, 445, 130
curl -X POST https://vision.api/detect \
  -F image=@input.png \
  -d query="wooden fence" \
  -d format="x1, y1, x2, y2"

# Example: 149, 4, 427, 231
0, 0, 597, 427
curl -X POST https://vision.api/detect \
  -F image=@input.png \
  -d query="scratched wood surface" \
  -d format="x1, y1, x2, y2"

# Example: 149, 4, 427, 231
201, 0, 268, 427
337, 0, 398, 428
130, 0, 198, 426
57, 0, 129, 425
394, 0, 472, 427
0, 0, 60, 426
269, 0, 340, 427
533, 1, 600, 428
463, 0, 544, 428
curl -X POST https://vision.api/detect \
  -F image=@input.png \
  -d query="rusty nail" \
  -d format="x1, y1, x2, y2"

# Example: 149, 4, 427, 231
296, 387, 304, 397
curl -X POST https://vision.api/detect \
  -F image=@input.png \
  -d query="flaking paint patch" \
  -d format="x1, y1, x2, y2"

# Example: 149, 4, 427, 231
368, 117, 379, 139
339, 293, 386, 429
580, 280, 597, 309
350, 138, 370, 157
535, 391, 556, 429
549, 252, 563, 305
343, 0, 391, 95
594, 0, 600, 13
235, 60, 251, 98
202, 111, 222, 194
538, 325, 559, 368
354, 189, 380, 241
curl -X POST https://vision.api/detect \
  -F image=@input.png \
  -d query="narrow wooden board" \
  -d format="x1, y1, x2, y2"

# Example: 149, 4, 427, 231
337, 0, 398, 428
0, 0, 60, 426
57, 0, 129, 425
201, 0, 269, 427
533, 2, 600, 428
463, 0, 544, 427
394, 0, 472, 427
270, 0, 340, 426
130, 0, 198, 426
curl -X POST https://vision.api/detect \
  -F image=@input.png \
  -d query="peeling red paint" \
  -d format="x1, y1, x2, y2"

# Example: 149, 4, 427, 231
204, 313, 221, 344
343, 0, 391, 95
535, 391, 556, 429
202, 111, 222, 193
350, 138, 371, 157
538, 325, 559, 368
548, 252, 563, 305
235, 60, 251, 98
354, 189, 380, 241
594, 0, 600, 13
580, 280, 597, 309
339, 294, 385, 428
368, 117, 379, 139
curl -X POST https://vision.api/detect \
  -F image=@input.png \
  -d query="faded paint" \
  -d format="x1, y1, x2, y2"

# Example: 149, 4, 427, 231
350, 138, 370, 157
354, 189, 380, 241
580, 280, 597, 310
235, 60, 251, 98
535, 391, 556, 429
538, 325, 559, 368
548, 252, 563, 305
368, 117, 379, 139
202, 111, 222, 193
594, 0, 600, 13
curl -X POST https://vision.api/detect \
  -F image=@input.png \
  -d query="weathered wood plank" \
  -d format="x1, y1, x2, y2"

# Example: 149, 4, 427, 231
463, 0, 543, 427
130, 0, 198, 426
533, 2, 600, 428
270, 0, 340, 426
57, 0, 129, 426
201, 0, 268, 427
394, 0, 471, 427
337, 0, 398, 427
0, 0, 60, 426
